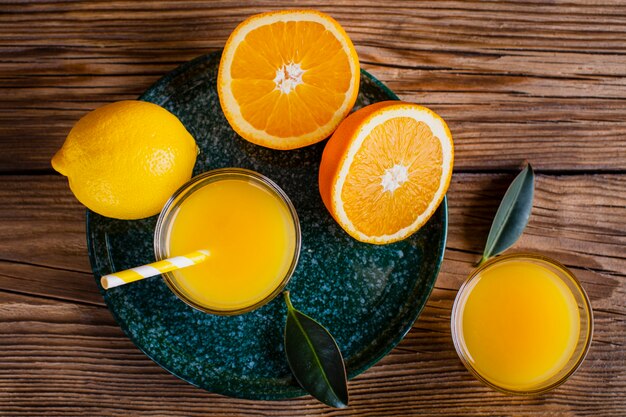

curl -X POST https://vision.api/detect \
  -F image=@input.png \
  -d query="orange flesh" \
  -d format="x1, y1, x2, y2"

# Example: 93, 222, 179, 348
342, 117, 443, 236
230, 20, 352, 137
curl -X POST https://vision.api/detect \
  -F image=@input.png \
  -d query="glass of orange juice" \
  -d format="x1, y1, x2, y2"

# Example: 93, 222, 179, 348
154, 168, 301, 315
451, 253, 593, 394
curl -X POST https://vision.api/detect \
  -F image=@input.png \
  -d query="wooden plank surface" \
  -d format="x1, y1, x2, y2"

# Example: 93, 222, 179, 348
0, 173, 624, 416
1, 1, 625, 415
1, 1, 626, 171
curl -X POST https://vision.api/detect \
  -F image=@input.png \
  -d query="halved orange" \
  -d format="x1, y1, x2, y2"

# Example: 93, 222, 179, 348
217, 10, 360, 150
319, 101, 454, 244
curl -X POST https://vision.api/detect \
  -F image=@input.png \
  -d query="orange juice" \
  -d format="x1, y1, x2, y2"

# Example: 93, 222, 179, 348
453, 255, 588, 392
157, 170, 299, 314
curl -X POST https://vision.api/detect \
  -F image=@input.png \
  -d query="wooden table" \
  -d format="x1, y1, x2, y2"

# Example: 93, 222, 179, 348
1, 1, 625, 415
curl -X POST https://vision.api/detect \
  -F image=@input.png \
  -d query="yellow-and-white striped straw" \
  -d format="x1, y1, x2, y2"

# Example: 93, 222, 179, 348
100, 249, 210, 290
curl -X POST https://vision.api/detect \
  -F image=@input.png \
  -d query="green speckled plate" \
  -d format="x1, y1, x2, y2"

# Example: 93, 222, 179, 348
86, 51, 447, 400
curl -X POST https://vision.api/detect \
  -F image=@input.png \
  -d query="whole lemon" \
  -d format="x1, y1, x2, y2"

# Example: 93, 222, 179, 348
52, 100, 197, 220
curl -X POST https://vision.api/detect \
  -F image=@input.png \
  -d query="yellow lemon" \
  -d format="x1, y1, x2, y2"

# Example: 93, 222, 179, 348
52, 100, 197, 220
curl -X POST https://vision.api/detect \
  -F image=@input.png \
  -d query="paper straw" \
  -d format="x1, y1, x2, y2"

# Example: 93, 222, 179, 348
100, 249, 210, 290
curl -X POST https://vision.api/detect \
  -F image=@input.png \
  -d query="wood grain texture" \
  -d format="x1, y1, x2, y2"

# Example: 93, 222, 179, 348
2, 289, 623, 417
0, 173, 624, 416
2, 1, 626, 415
1, 1, 626, 171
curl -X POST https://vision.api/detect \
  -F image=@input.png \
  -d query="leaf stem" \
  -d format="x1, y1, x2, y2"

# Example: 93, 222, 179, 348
283, 291, 294, 311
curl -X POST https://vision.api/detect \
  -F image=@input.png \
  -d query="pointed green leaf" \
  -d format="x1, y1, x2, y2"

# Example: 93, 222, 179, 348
283, 292, 348, 408
480, 164, 535, 265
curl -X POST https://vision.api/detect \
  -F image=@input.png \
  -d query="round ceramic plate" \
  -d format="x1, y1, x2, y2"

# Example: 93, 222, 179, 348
87, 51, 447, 400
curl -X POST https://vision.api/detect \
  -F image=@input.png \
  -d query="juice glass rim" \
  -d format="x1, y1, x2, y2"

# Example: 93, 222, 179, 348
450, 252, 594, 395
154, 168, 302, 316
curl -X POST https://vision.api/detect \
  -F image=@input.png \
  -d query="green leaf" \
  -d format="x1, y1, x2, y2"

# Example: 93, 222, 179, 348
480, 163, 535, 265
283, 292, 348, 408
